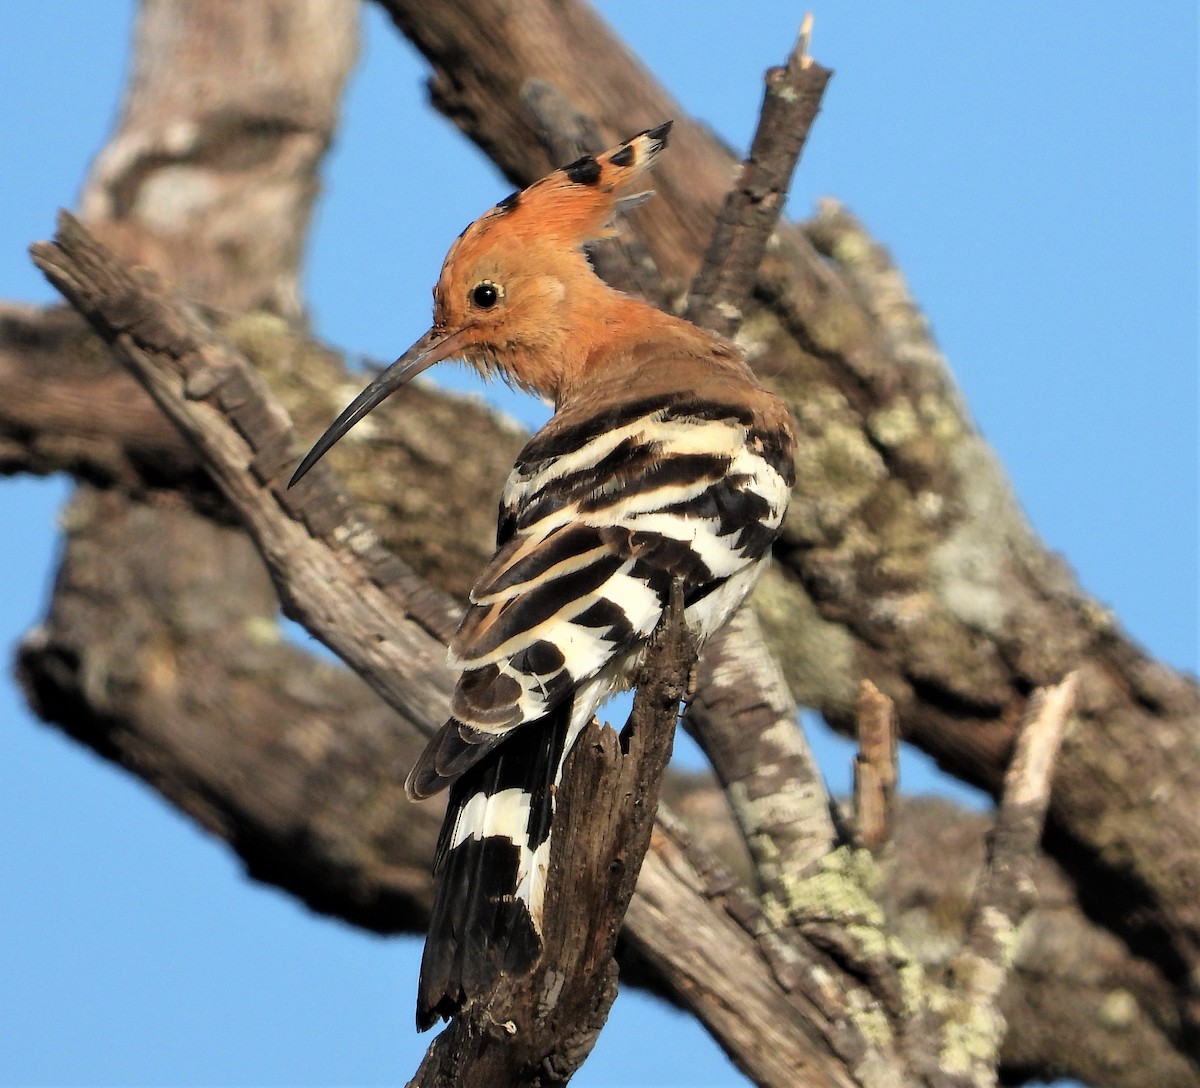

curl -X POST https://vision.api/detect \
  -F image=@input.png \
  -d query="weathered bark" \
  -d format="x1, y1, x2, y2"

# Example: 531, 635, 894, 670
80, 0, 357, 317
376, 0, 1200, 1047
4, 1, 1197, 1085
917, 676, 1076, 1088
683, 14, 828, 341
885, 801, 1197, 1088
31, 209, 895, 1084
685, 605, 836, 899
17, 484, 443, 930
850, 680, 898, 853
0, 302, 197, 489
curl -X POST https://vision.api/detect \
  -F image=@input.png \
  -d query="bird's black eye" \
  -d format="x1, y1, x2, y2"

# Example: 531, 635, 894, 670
471, 281, 500, 309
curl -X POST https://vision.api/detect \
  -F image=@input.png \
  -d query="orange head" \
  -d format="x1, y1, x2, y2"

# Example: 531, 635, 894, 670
290, 122, 672, 487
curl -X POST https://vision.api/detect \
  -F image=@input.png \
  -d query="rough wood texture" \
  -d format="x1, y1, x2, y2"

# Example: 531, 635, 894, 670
4, 2, 1198, 1085
0, 299, 520, 598
624, 810, 860, 1088
919, 675, 1076, 1088
852, 680, 898, 852
685, 16, 830, 339
29, 214, 892, 1085
16, 483, 444, 931
31, 213, 461, 724
686, 606, 836, 897
377, 0, 1200, 1052
80, 0, 357, 317
0, 302, 197, 489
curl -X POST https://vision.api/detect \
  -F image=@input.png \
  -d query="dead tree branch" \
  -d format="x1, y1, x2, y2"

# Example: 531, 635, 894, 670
852, 680, 898, 853
28, 211, 861, 1088
376, 0, 1200, 1050
686, 606, 836, 896
685, 13, 831, 338
32, 213, 459, 727
6, 1, 1197, 1083
918, 674, 1077, 1088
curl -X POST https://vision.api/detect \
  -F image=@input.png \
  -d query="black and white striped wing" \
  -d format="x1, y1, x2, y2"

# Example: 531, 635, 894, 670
405, 394, 793, 799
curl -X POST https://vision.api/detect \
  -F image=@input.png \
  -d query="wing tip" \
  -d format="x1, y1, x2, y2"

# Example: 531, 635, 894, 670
406, 717, 511, 801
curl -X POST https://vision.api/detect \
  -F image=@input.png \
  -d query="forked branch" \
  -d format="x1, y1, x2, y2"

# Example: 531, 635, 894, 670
22, 12, 1093, 1083
30, 210, 846, 1088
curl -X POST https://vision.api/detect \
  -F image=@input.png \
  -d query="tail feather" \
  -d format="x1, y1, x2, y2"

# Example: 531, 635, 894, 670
416, 700, 572, 1030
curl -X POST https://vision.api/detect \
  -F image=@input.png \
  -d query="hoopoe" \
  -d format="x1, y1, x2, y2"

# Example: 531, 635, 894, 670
290, 122, 796, 1029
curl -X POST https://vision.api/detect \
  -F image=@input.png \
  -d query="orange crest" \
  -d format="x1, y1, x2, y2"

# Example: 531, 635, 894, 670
451, 122, 672, 257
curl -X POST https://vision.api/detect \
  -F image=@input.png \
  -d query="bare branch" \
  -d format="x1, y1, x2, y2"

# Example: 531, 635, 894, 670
625, 809, 860, 1088
686, 606, 836, 896
928, 672, 1078, 1088
852, 680, 898, 852
0, 303, 199, 488
684, 19, 832, 337
31, 212, 460, 722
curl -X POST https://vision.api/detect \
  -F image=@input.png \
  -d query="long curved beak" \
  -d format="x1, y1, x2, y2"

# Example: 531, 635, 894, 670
288, 327, 470, 488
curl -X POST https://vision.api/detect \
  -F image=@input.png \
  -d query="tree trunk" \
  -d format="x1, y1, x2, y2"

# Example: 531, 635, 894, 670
3, 2, 1196, 1085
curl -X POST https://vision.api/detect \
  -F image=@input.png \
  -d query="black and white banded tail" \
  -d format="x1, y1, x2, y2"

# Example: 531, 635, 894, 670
416, 700, 571, 1030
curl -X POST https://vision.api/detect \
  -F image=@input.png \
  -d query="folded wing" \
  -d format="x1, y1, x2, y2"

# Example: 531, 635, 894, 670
405, 392, 793, 800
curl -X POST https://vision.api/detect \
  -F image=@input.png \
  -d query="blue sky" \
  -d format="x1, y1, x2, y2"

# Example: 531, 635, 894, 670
1, 4, 1195, 1086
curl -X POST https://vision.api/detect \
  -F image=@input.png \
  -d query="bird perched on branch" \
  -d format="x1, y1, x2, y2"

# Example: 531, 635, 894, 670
290, 122, 796, 1029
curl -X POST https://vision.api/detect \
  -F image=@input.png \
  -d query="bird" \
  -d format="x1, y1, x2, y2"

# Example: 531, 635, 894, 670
289, 122, 796, 1030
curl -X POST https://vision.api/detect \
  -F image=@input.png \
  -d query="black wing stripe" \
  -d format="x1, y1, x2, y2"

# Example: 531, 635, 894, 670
474, 523, 607, 599
515, 393, 677, 466
750, 426, 798, 484
663, 399, 755, 426
525, 436, 657, 510
509, 643, 574, 706
574, 598, 637, 642
710, 479, 774, 536
734, 519, 782, 559
495, 503, 519, 547
576, 451, 731, 514
654, 478, 770, 535
457, 552, 626, 659
598, 525, 714, 583
516, 393, 761, 468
